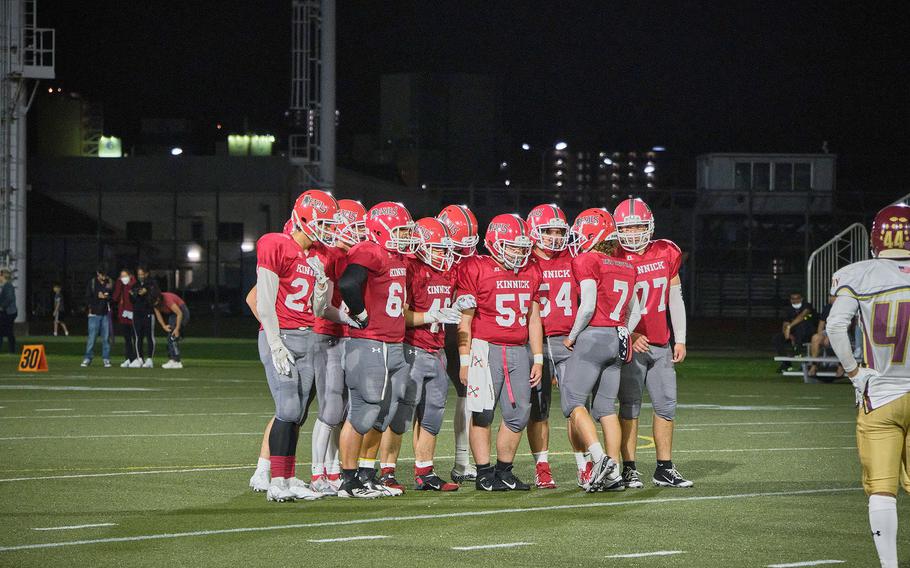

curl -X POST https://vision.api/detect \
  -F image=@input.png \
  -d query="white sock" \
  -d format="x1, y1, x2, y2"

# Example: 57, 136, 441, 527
454, 396, 470, 467
358, 458, 375, 470
324, 425, 341, 474
869, 494, 899, 568
573, 452, 588, 470
415, 460, 433, 468
256, 457, 270, 472
380, 462, 396, 470
533, 451, 549, 464
311, 419, 331, 477
587, 442, 605, 462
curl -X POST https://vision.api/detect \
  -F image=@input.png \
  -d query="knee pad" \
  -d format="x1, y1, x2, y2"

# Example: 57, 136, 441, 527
529, 384, 551, 422
419, 401, 445, 437
472, 409, 494, 428
619, 399, 642, 420
318, 395, 347, 427
274, 396, 304, 424
652, 398, 677, 421
348, 395, 381, 436
591, 396, 618, 421
502, 406, 530, 433
388, 401, 416, 435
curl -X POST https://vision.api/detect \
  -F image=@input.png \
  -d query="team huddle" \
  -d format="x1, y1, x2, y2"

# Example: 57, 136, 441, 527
245, 190, 689, 501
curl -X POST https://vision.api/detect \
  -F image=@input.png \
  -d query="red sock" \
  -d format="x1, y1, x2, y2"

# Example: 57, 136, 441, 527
287, 456, 296, 479
415, 465, 432, 477
326, 472, 340, 481
269, 456, 288, 478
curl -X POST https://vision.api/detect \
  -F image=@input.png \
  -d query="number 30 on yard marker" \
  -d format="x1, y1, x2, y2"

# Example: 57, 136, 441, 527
18, 345, 48, 373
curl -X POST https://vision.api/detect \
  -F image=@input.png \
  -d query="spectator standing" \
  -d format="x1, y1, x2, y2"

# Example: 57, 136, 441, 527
774, 292, 816, 372
52, 283, 70, 336
0, 268, 17, 354
130, 266, 160, 368
112, 269, 140, 367
154, 291, 189, 369
82, 268, 113, 367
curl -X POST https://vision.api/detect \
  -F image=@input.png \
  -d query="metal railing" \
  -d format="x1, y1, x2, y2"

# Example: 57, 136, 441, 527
892, 192, 910, 206
806, 223, 869, 306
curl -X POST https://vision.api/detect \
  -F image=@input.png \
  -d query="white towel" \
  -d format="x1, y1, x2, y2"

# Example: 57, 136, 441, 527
466, 338, 495, 412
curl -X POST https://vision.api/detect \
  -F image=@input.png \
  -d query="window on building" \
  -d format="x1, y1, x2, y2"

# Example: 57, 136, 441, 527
774, 162, 793, 191
126, 221, 152, 241
218, 222, 244, 241
735, 163, 751, 190
794, 163, 812, 190
191, 219, 204, 241
753, 163, 770, 191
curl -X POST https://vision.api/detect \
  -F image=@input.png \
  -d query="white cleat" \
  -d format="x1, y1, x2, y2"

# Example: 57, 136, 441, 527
266, 477, 296, 502
310, 476, 338, 496
80, 358, 91, 367
120, 359, 131, 368
288, 477, 324, 500
128, 358, 143, 368
249, 468, 270, 492
142, 358, 154, 368
161, 360, 183, 369
450, 463, 477, 483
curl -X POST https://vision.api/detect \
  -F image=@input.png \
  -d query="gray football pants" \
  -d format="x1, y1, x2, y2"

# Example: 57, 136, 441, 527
313, 333, 348, 426
258, 329, 316, 425
343, 338, 408, 435
405, 344, 449, 436
618, 344, 677, 421
560, 326, 621, 421
531, 335, 572, 421
472, 343, 532, 434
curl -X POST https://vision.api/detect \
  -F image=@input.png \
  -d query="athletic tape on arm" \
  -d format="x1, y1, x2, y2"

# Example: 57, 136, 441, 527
256, 267, 282, 348
568, 279, 597, 342
668, 284, 686, 344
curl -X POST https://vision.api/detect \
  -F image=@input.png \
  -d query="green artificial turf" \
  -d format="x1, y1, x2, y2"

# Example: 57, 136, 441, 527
0, 336, 905, 567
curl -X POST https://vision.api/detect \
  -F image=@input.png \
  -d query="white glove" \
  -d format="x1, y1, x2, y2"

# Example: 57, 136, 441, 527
850, 367, 880, 400
306, 256, 329, 286
351, 309, 369, 329
269, 340, 295, 376
425, 307, 462, 325
453, 294, 476, 312
339, 310, 364, 329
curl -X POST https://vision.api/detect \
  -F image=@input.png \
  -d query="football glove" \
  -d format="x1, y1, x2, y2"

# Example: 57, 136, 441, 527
352, 309, 369, 329
453, 294, 477, 312
268, 340, 295, 376
425, 307, 462, 325
850, 367, 880, 399
306, 256, 329, 286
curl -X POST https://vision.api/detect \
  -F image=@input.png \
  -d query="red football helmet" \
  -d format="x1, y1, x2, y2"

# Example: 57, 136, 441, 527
415, 217, 455, 272
282, 219, 294, 235
613, 197, 654, 253
437, 204, 479, 260
291, 189, 340, 246
527, 203, 570, 252
569, 208, 617, 256
485, 213, 533, 270
872, 203, 910, 258
335, 199, 368, 246
366, 201, 419, 254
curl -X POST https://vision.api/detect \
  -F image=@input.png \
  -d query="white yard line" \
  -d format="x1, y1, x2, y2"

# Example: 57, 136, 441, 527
746, 432, 792, 435
452, 542, 534, 551
766, 561, 845, 567
0, 432, 263, 441
0, 412, 272, 420
0, 386, 158, 392
606, 550, 685, 559
0, 487, 859, 553
109, 410, 150, 414
33, 524, 117, 531
307, 535, 389, 543
35, 408, 73, 412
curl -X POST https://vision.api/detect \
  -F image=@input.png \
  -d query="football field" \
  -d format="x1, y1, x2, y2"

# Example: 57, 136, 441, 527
0, 337, 905, 567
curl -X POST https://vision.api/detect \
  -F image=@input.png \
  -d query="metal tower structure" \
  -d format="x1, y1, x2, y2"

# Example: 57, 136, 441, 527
289, 0, 335, 190
1, 0, 54, 322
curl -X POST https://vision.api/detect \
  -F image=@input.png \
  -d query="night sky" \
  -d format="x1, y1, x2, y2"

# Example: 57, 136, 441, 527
40, 1, 906, 188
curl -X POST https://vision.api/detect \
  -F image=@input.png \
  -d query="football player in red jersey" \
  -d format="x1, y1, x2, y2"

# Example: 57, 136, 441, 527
254, 189, 339, 502
436, 204, 480, 483
525, 203, 576, 489
307, 198, 367, 495
336, 201, 417, 498
613, 198, 692, 488
457, 214, 544, 491
561, 208, 639, 492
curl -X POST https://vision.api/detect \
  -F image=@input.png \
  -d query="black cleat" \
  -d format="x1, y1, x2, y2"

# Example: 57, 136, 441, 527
493, 469, 531, 491
415, 472, 459, 491
475, 469, 495, 491
653, 466, 693, 488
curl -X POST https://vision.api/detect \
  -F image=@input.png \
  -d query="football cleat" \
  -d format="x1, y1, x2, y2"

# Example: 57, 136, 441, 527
128, 358, 143, 368
80, 358, 90, 367
142, 358, 154, 368
451, 463, 477, 483
380, 467, 406, 493
162, 360, 183, 369
266, 477, 296, 502
415, 471, 459, 492
622, 467, 644, 489
288, 477, 324, 500
358, 470, 402, 497
493, 469, 531, 491
249, 468, 270, 492
119, 359, 131, 368
337, 477, 381, 499
577, 462, 594, 491
310, 475, 338, 496
653, 467, 694, 488
475, 468, 495, 491
600, 465, 626, 492
587, 456, 618, 493
535, 462, 557, 489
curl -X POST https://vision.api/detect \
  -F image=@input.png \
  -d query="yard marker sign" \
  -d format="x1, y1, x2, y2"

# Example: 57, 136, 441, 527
18, 345, 48, 373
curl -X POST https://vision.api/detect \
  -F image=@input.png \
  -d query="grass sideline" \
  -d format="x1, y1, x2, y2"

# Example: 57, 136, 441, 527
0, 337, 906, 567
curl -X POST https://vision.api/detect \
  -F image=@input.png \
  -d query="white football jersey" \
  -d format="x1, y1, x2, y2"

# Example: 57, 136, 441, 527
830, 258, 910, 408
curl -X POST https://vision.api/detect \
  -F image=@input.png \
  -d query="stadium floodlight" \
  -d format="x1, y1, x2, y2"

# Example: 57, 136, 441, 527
170, 147, 183, 156
652, 146, 666, 152
505, 179, 511, 186
521, 143, 531, 151
603, 158, 613, 165
554, 141, 568, 151
241, 241, 255, 253
187, 245, 202, 262
644, 165, 656, 174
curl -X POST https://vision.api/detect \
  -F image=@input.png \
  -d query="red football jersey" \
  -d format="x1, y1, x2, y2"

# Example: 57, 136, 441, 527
456, 255, 542, 346
531, 250, 577, 337
571, 251, 637, 328
313, 245, 349, 337
404, 256, 455, 352
345, 240, 408, 343
256, 232, 316, 329
617, 239, 682, 345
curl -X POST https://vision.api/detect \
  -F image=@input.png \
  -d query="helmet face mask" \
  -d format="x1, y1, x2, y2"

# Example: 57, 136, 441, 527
337, 220, 367, 246
452, 235, 478, 260
291, 190, 341, 247
485, 214, 533, 270
386, 224, 420, 254
366, 202, 419, 254
616, 220, 653, 252
415, 217, 455, 271
492, 238, 532, 269
527, 203, 570, 252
